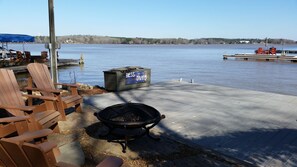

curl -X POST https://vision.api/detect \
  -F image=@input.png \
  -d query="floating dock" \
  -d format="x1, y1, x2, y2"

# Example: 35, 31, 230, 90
223, 54, 297, 62
276, 50, 297, 54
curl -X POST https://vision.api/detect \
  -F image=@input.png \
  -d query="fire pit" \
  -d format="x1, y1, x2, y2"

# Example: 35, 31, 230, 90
94, 103, 165, 152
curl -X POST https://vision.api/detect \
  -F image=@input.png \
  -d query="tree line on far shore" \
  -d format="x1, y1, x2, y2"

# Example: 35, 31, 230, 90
34, 35, 297, 45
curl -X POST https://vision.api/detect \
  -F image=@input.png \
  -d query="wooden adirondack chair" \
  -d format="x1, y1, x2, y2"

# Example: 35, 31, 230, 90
0, 129, 53, 167
22, 141, 124, 167
0, 69, 61, 133
22, 142, 123, 167
1, 128, 123, 167
27, 63, 83, 121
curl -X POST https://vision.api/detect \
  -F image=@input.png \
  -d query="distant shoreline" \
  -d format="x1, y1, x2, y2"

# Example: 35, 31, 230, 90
33, 35, 297, 45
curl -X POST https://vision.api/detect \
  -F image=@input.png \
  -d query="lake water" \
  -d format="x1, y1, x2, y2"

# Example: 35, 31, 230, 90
8, 43, 297, 96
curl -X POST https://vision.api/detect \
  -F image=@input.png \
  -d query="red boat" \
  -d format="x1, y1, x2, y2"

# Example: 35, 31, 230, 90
255, 47, 276, 54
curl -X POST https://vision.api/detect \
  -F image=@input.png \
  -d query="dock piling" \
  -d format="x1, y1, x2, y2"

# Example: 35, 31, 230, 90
79, 53, 84, 64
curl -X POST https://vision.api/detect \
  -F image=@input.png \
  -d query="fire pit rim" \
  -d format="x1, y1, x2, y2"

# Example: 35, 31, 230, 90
94, 103, 163, 127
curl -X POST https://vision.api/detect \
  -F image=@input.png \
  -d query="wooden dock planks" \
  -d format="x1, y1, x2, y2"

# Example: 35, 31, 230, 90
223, 54, 297, 62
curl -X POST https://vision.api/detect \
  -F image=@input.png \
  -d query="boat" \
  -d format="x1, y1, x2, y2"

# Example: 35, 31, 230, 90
0, 34, 34, 57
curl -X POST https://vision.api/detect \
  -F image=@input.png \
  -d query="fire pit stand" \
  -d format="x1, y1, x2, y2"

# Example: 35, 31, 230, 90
94, 103, 165, 153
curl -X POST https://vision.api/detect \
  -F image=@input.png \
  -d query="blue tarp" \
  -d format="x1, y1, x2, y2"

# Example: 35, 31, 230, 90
0, 34, 34, 42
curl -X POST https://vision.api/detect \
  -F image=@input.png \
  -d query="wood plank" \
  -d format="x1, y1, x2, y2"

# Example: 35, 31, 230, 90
0, 144, 16, 167
38, 112, 60, 127
62, 95, 82, 105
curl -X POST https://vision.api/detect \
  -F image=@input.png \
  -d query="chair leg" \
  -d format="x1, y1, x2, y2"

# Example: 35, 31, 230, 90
59, 110, 67, 121
52, 124, 60, 133
75, 103, 82, 113
44, 149, 57, 166
53, 147, 61, 158
57, 102, 66, 121
27, 118, 40, 132
15, 121, 29, 135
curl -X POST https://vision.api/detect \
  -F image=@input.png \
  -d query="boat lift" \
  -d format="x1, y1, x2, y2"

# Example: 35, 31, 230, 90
0, 33, 35, 59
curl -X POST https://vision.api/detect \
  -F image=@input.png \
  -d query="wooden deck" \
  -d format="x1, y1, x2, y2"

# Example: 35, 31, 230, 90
223, 54, 297, 62
2, 59, 80, 74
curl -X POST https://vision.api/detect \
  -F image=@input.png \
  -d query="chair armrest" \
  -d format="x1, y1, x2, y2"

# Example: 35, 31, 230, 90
37, 141, 57, 153
24, 87, 41, 91
0, 116, 30, 123
54, 83, 79, 96
22, 94, 58, 101
24, 86, 62, 94
8, 129, 53, 142
0, 104, 35, 111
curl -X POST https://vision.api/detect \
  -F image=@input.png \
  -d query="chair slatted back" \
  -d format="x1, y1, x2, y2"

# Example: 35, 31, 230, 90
27, 63, 55, 96
0, 138, 32, 167
22, 142, 51, 167
0, 143, 16, 167
27, 63, 83, 117
0, 69, 25, 116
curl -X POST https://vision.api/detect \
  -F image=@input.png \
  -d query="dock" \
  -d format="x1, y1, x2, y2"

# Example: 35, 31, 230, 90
276, 50, 297, 54
223, 53, 297, 62
2, 58, 80, 74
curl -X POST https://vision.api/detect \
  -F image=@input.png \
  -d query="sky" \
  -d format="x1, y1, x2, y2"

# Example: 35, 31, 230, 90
1, 0, 297, 40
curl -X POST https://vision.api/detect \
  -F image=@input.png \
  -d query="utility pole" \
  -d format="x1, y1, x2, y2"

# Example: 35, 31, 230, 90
48, 0, 58, 84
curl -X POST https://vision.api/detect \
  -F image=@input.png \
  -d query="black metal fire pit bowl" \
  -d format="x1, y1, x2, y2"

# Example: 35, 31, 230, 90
94, 103, 165, 153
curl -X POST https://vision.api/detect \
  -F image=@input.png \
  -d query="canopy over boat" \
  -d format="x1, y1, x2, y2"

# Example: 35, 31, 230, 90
0, 34, 34, 42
